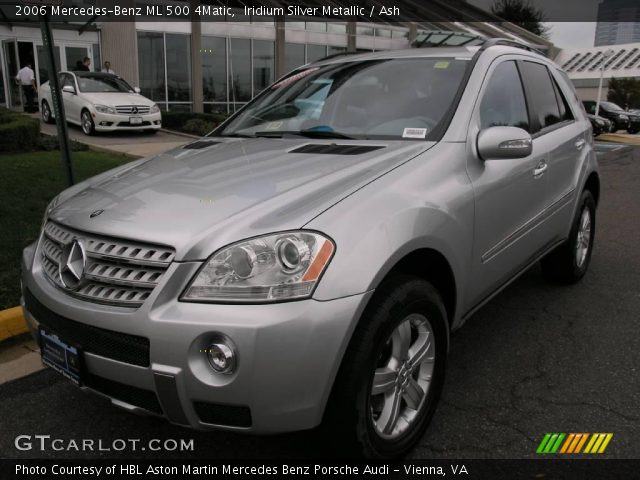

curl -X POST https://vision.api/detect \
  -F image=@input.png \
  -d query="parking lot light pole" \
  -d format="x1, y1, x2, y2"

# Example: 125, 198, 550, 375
595, 49, 615, 118
39, 15, 75, 186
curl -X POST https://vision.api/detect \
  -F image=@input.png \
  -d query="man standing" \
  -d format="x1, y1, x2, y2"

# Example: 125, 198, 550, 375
16, 62, 36, 113
77, 56, 91, 71
101, 61, 115, 74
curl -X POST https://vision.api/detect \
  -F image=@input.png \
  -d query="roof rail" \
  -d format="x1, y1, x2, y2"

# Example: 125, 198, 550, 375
314, 51, 361, 63
480, 37, 545, 56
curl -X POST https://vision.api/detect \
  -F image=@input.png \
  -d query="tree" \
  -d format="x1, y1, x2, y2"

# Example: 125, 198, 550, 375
607, 77, 640, 110
491, 0, 550, 38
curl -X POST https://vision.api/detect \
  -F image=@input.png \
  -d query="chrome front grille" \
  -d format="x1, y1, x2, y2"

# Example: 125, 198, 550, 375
40, 221, 174, 308
115, 105, 151, 114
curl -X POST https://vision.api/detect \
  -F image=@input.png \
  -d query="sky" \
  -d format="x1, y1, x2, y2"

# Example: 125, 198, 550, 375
545, 22, 597, 48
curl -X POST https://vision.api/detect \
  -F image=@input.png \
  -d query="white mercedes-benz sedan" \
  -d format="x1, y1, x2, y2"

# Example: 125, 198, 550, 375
38, 71, 161, 135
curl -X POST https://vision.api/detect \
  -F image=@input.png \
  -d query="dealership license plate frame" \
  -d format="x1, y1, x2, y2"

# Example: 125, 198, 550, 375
129, 116, 143, 125
39, 327, 83, 386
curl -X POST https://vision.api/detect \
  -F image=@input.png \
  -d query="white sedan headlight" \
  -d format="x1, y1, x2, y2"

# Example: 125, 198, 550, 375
94, 104, 116, 114
182, 231, 335, 303
150, 103, 160, 113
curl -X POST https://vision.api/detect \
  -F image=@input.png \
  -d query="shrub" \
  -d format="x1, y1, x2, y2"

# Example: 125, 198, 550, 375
0, 109, 40, 152
181, 118, 216, 136
161, 111, 228, 135
37, 135, 89, 152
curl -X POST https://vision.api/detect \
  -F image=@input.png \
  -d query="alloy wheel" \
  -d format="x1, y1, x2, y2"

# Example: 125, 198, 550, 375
575, 207, 592, 268
82, 112, 93, 135
370, 313, 435, 439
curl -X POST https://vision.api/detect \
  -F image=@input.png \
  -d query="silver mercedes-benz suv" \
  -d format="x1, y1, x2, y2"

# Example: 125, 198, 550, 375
21, 40, 599, 458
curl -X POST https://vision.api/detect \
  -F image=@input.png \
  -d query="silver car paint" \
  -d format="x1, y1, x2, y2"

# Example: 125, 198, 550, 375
22, 45, 598, 432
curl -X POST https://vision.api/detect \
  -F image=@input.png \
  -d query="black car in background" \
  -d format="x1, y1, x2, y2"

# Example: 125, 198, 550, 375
583, 100, 640, 134
587, 113, 613, 136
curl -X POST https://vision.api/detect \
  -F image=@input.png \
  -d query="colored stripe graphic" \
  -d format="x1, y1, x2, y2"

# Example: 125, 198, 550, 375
537, 433, 613, 454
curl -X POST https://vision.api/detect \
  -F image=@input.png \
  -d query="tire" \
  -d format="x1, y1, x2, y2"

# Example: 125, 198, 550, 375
627, 127, 639, 135
81, 109, 95, 136
541, 190, 596, 284
322, 275, 448, 459
41, 100, 54, 124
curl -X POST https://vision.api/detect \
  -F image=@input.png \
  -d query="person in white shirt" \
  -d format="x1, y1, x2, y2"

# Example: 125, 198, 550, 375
15, 63, 36, 113
101, 61, 115, 75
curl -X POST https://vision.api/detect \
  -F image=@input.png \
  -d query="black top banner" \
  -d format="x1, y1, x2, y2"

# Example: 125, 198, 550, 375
0, 0, 634, 23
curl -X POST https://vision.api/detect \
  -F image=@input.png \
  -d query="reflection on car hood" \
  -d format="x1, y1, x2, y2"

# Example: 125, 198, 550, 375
79, 92, 154, 107
50, 138, 434, 260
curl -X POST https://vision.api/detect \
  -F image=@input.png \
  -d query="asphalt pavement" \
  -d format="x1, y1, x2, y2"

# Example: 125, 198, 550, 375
0, 144, 638, 460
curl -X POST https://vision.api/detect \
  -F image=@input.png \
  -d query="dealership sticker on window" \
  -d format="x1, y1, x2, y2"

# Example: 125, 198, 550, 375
402, 127, 428, 139
272, 68, 319, 90
434, 61, 450, 69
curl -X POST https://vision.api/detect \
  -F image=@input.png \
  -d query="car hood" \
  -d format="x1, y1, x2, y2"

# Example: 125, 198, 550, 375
50, 138, 434, 260
79, 92, 154, 106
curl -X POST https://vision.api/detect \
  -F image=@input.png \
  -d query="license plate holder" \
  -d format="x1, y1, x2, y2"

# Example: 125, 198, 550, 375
129, 116, 143, 125
39, 327, 83, 386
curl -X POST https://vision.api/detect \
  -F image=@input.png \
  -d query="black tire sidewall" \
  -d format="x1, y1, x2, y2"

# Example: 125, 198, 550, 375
570, 191, 596, 278
327, 277, 448, 459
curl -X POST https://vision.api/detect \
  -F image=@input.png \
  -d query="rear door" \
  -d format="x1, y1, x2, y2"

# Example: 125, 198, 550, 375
466, 58, 552, 307
519, 61, 586, 245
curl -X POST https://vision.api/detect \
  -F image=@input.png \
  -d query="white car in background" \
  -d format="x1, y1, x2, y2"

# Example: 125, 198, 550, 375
38, 71, 162, 135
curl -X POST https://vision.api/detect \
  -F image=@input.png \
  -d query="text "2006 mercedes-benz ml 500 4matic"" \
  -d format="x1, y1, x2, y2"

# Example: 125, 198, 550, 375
22, 39, 599, 458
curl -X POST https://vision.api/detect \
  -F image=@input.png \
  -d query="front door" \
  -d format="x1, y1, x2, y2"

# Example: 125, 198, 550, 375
466, 59, 552, 308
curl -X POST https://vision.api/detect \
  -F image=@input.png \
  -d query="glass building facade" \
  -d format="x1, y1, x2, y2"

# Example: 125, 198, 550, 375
136, 20, 412, 113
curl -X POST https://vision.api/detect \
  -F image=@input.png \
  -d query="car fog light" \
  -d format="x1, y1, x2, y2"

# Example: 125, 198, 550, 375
206, 342, 236, 374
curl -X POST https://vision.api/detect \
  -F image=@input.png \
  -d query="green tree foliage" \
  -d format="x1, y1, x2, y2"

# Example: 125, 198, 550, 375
607, 77, 640, 110
491, 0, 550, 38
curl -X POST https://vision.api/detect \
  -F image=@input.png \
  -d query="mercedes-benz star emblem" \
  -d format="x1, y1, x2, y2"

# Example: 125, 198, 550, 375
90, 209, 104, 218
58, 239, 86, 290
131, 106, 138, 114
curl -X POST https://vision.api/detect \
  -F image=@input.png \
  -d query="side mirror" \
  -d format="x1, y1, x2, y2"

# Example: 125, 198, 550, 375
61, 85, 76, 94
134, 86, 141, 94
477, 126, 532, 160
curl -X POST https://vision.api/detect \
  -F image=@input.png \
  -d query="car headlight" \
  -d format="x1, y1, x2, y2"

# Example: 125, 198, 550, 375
150, 103, 160, 113
619, 114, 629, 121
94, 104, 116, 114
182, 231, 335, 303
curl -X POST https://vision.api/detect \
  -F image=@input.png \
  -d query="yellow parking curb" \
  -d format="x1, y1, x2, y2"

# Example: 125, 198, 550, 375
0, 307, 28, 343
597, 133, 640, 145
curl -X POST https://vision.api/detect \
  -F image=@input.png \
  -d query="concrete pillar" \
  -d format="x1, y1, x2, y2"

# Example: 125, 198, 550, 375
97, 0, 138, 86
408, 23, 418, 46
346, 22, 357, 51
190, 0, 203, 113
275, 17, 286, 78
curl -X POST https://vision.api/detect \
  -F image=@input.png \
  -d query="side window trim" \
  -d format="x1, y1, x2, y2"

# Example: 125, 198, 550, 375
514, 60, 535, 133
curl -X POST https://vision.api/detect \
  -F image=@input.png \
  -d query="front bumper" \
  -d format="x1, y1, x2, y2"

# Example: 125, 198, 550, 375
21, 242, 371, 433
92, 111, 161, 131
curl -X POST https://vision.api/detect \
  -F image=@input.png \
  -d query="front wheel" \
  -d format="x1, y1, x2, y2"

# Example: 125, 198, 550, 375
627, 127, 639, 135
322, 276, 448, 458
41, 100, 54, 124
541, 190, 596, 283
81, 110, 95, 136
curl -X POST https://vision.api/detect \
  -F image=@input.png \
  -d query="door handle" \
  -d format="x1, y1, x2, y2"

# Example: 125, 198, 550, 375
575, 139, 586, 150
533, 161, 547, 178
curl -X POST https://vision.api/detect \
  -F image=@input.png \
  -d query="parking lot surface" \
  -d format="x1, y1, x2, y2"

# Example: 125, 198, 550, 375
0, 145, 638, 459
39, 119, 189, 158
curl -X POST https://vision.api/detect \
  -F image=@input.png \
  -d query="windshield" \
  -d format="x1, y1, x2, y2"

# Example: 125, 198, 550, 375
601, 101, 625, 112
76, 75, 134, 93
216, 57, 470, 140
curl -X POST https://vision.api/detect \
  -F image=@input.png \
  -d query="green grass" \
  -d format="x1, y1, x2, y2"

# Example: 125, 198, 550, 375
0, 150, 133, 309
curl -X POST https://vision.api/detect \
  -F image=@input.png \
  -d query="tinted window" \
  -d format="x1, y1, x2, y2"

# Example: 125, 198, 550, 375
480, 61, 529, 131
521, 61, 561, 131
